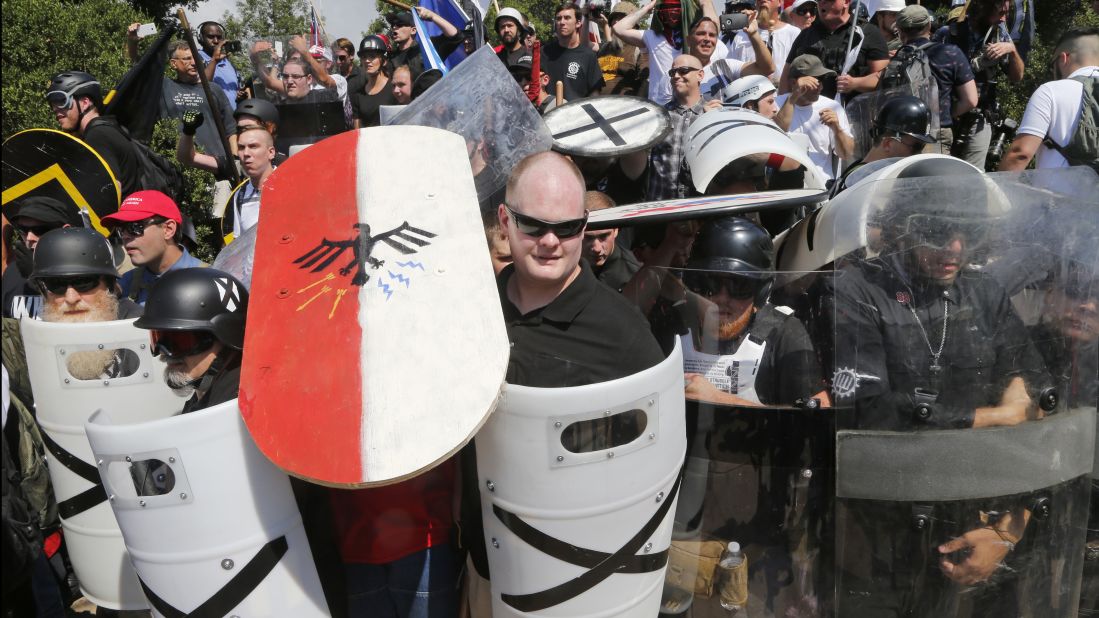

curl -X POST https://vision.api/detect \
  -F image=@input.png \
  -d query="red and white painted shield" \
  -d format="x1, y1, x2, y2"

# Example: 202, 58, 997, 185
241, 127, 509, 487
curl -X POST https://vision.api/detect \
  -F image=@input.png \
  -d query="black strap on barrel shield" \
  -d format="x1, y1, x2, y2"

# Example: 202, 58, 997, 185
139, 536, 289, 618
41, 431, 108, 519
495, 472, 683, 612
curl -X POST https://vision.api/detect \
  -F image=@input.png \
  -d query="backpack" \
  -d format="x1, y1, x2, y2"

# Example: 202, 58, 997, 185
879, 41, 938, 100
1043, 75, 1099, 172
87, 117, 185, 201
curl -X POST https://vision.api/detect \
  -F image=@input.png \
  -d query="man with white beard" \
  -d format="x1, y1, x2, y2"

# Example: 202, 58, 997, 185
29, 228, 143, 379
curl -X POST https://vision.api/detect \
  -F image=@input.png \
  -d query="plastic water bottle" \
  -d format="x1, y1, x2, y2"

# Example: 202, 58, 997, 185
717, 541, 748, 613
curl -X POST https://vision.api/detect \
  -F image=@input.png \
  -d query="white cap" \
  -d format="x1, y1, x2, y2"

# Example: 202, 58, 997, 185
721, 74, 777, 107
788, 0, 817, 12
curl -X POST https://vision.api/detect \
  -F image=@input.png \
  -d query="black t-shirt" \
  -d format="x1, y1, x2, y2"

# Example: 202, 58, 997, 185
540, 40, 605, 102
498, 261, 664, 387
497, 45, 532, 67
351, 86, 397, 128
2, 263, 39, 319
390, 33, 464, 77
82, 117, 142, 198
788, 18, 889, 100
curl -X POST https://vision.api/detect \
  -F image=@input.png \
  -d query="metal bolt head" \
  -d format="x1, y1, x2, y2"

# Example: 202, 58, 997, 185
604, 409, 611, 416
180, 493, 187, 500
97, 459, 104, 467
142, 372, 149, 378
221, 558, 235, 570
98, 344, 104, 350
140, 343, 146, 349
109, 495, 116, 502
606, 451, 614, 459
168, 457, 176, 463
801, 469, 813, 479
125, 456, 132, 463
486, 480, 495, 492
644, 542, 653, 553
491, 538, 499, 548
139, 500, 147, 507
554, 421, 562, 428
648, 399, 655, 406
59, 349, 66, 355
656, 491, 664, 503
911, 514, 930, 531
556, 455, 564, 462
64, 378, 70, 384
648, 432, 655, 440
102, 380, 110, 386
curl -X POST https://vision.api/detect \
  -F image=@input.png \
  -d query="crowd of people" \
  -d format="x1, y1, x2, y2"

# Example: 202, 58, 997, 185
3, 0, 1098, 616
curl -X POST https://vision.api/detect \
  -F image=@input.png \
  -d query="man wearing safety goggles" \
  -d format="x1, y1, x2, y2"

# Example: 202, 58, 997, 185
133, 268, 248, 413
46, 71, 143, 197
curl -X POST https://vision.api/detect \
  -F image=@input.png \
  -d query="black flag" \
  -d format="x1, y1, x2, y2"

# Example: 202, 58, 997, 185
103, 22, 178, 143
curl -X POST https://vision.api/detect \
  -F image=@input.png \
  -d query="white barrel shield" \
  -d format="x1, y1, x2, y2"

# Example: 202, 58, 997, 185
476, 342, 687, 617
84, 399, 329, 617
21, 317, 185, 609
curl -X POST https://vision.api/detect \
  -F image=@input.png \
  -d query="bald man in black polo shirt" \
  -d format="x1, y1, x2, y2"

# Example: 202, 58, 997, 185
495, 151, 664, 387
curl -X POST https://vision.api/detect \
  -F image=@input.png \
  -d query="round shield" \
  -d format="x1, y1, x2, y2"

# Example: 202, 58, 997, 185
586, 189, 827, 231
2, 129, 121, 236
544, 96, 671, 158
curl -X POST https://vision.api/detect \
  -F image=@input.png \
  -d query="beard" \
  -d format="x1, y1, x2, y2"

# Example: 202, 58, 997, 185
43, 290, 118, 324
164, 366, 197, 397
718, 307, 754, 340
65, 349, 118, 380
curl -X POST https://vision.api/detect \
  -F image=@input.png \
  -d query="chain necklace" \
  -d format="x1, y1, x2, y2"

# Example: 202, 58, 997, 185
905, 293, 949, 377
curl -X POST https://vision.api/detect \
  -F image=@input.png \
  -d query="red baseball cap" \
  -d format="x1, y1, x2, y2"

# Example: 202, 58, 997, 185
102, 190, 183, 225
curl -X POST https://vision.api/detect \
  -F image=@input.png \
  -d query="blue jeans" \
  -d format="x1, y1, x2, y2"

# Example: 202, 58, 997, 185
345, 545, 458, 618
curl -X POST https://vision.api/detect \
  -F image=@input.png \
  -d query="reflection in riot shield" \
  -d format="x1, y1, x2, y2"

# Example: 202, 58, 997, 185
845, 86, 940, 162
663, 401, 835, 617
817, 171, 1096, 617
389, 46, 552, 211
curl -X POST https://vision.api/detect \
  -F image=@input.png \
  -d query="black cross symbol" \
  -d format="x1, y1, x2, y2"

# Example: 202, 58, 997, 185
551, 103, 651, 147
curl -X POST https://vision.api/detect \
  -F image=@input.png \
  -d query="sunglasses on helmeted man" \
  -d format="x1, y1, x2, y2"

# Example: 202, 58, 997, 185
37, 275, 104, 296
505, 205, 588, 239
683, 272, 763, 300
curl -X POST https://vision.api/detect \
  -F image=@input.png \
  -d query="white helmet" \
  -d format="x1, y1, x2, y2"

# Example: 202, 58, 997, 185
867, 0, 905, 19
684, 109, 827, 193
495, 7, 526, 31
721, 74, 777, 108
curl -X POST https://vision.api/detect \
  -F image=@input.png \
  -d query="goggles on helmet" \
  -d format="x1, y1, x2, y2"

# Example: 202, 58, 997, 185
150, 330, 218, 359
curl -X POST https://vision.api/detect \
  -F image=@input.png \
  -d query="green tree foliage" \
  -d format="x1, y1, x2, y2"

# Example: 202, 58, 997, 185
222, 0, 310, 39
1, 0, 147, 137
134, 0, 200, 21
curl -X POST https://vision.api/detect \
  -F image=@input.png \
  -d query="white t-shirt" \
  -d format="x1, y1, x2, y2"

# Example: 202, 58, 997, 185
643, 29, 729, 105
311, 73, 348, 102
725, 24, 799, 82
1017, 66, 1099, 169
775, 93, 852, 181
700, 58, 747, 98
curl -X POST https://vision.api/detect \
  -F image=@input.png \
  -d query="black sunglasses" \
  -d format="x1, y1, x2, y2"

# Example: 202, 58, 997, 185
116, 217, 165, 238
505, 205, 588, 239
684, 272, 762, 300
667, 66, 700, 78
37, 275, 104, 296
16, 222, 61, 237
794, 5, 816, 15
150, 330, 218, 359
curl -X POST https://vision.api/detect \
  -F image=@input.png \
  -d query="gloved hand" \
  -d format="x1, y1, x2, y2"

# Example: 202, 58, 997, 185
182, 111, 205, 136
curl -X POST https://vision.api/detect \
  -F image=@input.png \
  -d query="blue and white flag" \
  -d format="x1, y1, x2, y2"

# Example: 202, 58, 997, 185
411, 8, 449, 75
417, 0, 471, 70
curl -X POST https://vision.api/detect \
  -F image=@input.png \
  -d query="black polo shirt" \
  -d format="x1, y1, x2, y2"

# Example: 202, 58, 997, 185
498, 261, 664, 387
788, 17, 889, 100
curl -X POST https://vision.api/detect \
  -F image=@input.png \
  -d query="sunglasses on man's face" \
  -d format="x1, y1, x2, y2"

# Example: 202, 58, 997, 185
505, 205, 588, 239
116, 217, 164, 239
684, 272, 762, 300
794, 5, 816, 15
150, 329, 217, 359
37, 275, 103, 296
668, 66, 700, 78
16, 222, 60, 238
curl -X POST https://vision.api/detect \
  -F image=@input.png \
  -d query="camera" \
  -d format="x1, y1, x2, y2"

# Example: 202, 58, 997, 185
720, 12, 750, 35
223, 40, 243, 54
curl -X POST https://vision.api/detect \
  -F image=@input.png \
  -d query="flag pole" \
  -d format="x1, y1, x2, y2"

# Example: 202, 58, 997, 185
177, 8, 241, 186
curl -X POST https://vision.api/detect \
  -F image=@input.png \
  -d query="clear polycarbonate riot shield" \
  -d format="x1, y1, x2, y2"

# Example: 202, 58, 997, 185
389, 45, 553, 211
84, 399, 330, 617
20, 318, 186, 610
815, 169, 1097, 617
845, 85, 941, 162
475, 341, 687, 617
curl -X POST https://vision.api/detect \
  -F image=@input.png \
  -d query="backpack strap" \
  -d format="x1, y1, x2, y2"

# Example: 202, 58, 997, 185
1041, 76, 1095, 157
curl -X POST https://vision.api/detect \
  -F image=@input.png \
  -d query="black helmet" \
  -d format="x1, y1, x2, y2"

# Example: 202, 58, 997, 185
30, 228, 117, 282
874, 95, 935, 144
233, 98, 279, 125
686, 217, 774, 305
135, 268, 248, 349
358, 34, 389, 56
46, 71, 102, 106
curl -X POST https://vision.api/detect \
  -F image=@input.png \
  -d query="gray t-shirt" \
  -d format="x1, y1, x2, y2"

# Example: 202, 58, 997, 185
159, 79, 237, 158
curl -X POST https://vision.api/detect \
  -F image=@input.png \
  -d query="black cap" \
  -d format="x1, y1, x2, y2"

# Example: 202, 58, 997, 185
507, 54, 534, 76
387, 11, 414, 27
9, 196, 83, 228
135, 268, 249, 349
411, 69, 443, 99
30, 227, 117, 281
